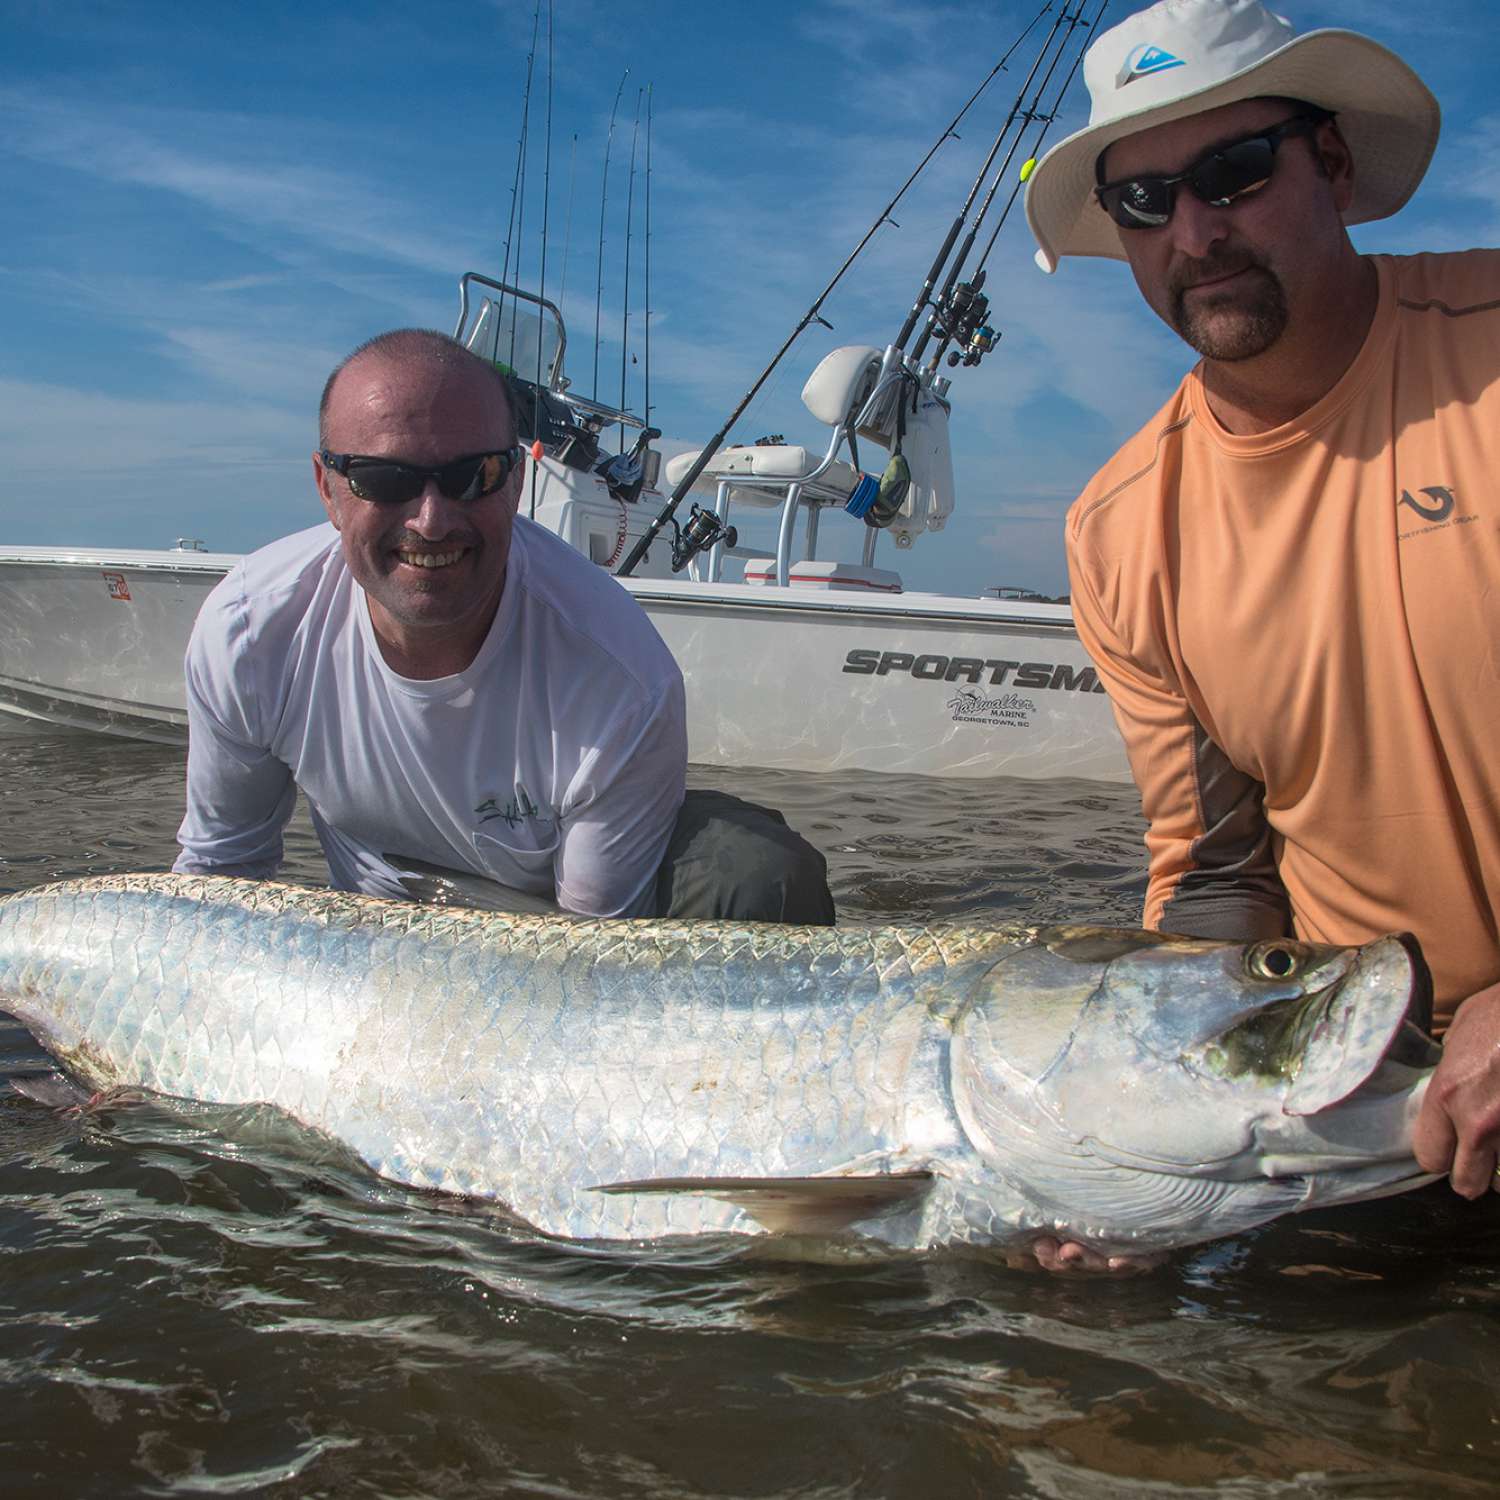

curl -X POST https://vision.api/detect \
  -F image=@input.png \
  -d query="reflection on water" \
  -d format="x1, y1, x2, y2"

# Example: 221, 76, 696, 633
1, 725, 1498, 1499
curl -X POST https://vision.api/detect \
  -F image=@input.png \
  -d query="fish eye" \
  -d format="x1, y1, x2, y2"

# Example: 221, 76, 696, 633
1247, 943, 1301, 981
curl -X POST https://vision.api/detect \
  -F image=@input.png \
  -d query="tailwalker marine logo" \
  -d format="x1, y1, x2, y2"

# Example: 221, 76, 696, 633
1118, 44, 1185, 87
948, 687, 1036, 728
1396, 483, 1475, 541
103, 571, 132, 602
476, 786, 556, 831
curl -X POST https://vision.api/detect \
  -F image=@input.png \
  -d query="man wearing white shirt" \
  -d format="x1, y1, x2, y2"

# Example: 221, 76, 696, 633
175, 328, 832, 922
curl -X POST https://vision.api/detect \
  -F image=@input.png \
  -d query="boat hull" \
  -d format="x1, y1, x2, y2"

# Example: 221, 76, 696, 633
0, 549, 1128, 781
630, 578, 1125, 781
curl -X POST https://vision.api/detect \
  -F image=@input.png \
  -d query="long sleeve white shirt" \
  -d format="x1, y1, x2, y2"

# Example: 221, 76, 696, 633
175, 518, 686, 917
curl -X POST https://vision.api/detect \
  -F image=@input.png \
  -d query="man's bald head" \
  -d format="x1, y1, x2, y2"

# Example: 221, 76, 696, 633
319, 329, 515, 448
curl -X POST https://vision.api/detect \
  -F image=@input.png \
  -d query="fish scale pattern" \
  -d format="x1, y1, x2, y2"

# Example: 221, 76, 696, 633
0, 874, 1023, 1244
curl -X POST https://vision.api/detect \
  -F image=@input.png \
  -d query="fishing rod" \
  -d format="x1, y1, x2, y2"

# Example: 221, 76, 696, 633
620, 87, 643, 451
528, 0, 555, 521
892, 0, 1057, 352
907, 0, 1083, 365
615, 47, 1016, 579
593, 69, 629, 400
558, 132, 578, 307
510, 33, 536, 369
498, 0, 540, 339
928, 0, 1107, 375
643, 84, 653, 433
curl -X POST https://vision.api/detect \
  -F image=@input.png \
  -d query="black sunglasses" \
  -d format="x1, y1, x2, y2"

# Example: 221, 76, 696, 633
320, 445, 524, 505
1096, 113, 1332, 230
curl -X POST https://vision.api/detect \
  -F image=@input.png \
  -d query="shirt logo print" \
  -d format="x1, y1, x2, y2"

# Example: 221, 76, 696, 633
1397, 485, 1456, 523
476, 787, 556, 830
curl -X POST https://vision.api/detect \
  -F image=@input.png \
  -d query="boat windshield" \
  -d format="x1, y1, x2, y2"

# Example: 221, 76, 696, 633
466, 296, 564, 390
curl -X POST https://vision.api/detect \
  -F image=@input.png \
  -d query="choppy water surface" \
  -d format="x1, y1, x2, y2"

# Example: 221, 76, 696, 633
1, 724, 1497, 1499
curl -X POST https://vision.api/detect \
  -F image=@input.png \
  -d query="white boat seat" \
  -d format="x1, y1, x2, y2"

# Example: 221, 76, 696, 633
743, 560, 903, 593
664, 445, 860, 509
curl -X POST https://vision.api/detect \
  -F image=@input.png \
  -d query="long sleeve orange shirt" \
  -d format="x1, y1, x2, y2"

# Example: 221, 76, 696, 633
1067, 250, 1500, 1026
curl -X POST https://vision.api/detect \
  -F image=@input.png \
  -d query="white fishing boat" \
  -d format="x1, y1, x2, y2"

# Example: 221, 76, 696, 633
0, 270, 1126, 783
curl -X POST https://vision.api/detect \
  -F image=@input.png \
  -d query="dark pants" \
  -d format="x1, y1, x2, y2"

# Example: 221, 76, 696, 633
653, 790, 836, 925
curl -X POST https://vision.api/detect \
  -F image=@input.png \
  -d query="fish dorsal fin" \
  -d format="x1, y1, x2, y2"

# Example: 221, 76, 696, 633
591, 1172, 933, 1235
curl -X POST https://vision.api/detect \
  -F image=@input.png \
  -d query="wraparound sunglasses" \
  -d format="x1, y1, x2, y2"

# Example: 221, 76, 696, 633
320, 445, 524, 505
1095, 112, 1333, 230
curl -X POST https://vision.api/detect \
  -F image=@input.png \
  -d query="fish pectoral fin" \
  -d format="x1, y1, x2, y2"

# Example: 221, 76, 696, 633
386, 853, 561, 916
591, 1172, 934, 1235
9, 1070, 94, 1111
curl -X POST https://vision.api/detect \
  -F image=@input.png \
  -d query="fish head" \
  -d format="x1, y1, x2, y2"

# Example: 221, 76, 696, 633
950, 927, 1440, 1252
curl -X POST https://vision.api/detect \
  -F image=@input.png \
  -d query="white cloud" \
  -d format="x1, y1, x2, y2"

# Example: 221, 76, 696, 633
0, 88, 480, 275
158, 327, 340, 406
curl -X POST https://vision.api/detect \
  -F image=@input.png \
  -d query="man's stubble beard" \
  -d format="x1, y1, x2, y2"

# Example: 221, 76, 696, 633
1168, 257, 1288, 362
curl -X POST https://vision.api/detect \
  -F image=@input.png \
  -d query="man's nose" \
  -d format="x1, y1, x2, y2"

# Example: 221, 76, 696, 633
404, 481, 464, 537
1167, 190, 1233, 261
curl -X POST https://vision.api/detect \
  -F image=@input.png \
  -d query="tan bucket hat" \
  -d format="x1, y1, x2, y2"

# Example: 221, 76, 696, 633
1024, 0, 1440, 273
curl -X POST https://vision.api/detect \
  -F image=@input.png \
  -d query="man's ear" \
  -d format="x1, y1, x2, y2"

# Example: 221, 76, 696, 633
502, 453, 527, 512
1316, 118, 1357, 215
312, 450, 341, 530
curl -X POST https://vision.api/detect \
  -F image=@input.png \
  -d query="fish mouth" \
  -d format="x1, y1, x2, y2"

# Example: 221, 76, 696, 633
1391, 931, 1434, 1032
1282, 932, 1438, 1116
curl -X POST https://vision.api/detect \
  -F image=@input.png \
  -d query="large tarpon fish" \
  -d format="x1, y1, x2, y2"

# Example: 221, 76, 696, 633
0, 874, 1440, 1255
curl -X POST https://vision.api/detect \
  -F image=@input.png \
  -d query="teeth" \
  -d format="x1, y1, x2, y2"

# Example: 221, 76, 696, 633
398, 549, 464, 569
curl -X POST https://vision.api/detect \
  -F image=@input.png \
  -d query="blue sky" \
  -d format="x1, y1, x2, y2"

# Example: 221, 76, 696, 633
1, 0, 1493, 596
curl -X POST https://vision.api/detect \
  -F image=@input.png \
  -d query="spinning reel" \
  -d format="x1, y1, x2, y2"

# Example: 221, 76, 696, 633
937, 274, 999, 369
670, 504, 737, 573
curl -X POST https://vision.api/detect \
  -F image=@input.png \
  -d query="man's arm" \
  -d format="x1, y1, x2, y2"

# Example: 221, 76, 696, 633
173, 608, 297, 880
1068, 544, 1291, 941
551, 676, 688, 918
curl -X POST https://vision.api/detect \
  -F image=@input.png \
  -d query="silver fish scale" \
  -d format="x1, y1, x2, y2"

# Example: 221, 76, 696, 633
0, 875, 1029, 1245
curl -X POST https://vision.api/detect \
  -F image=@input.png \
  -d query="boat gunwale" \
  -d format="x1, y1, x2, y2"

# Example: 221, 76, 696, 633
0, 547, 1079, 629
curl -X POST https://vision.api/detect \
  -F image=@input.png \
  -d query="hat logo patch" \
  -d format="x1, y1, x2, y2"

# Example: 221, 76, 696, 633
1118, 44, 1186, 87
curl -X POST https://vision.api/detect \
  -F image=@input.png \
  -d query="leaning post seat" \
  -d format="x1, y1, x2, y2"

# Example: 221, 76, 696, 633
662, 444, 863, 509
801, 343, 958, 549
662, 344, 959, 585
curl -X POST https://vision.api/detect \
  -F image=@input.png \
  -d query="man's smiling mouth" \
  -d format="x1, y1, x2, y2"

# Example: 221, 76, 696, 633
396, 547, 467, 569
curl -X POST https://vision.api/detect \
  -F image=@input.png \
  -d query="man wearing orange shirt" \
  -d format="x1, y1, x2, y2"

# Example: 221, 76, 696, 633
1022, 0, 1499, 1267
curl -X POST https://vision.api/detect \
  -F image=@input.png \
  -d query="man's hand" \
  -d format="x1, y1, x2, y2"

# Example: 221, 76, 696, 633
1414, 981, 1500, 1198
1005, 1237, 1166, 1275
